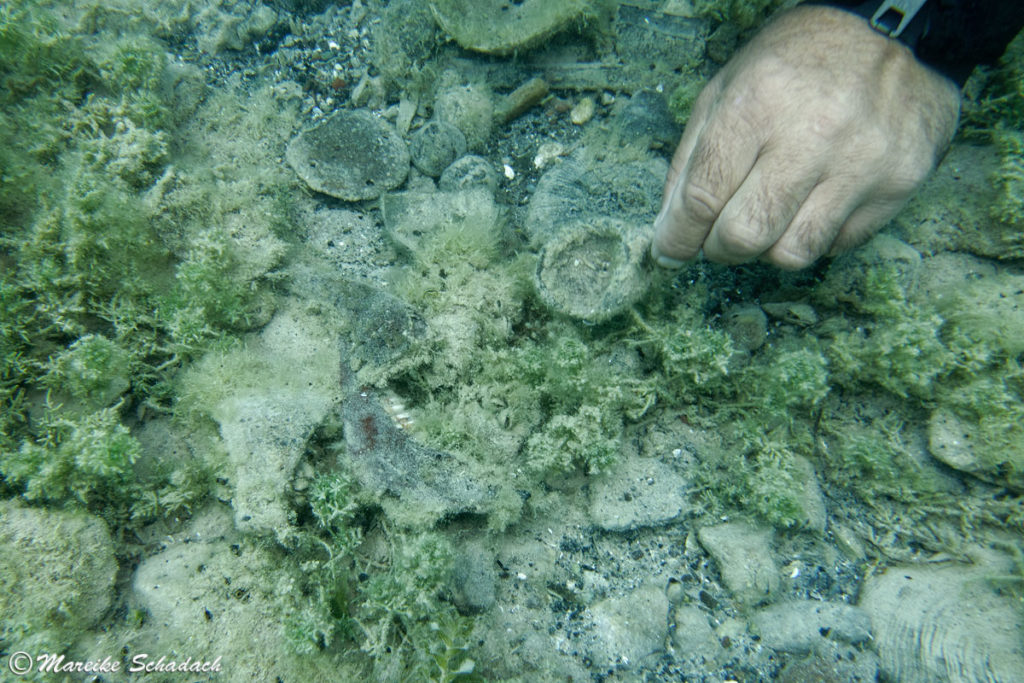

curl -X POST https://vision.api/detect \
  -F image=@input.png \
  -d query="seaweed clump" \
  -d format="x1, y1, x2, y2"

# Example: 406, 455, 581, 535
0, 1, 289, 523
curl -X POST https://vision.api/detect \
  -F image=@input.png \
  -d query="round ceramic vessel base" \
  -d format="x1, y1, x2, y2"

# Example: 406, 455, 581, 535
535, 216, 649, 322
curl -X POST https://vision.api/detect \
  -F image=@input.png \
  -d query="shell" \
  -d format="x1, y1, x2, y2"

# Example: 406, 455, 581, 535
859, 550, 1024, 682
381, 392, 415, 431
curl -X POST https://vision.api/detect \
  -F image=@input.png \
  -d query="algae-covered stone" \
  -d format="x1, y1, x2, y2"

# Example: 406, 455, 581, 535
435, 82, 494, 152
178, 304, 340, 540
928, 407, 1024, 491
131, 505, 352, 682
409, 120, 467, 177
382, 188, 500, 258
534, 216, 649, 321
526, 155, 666, 244
613, 4, 708, 79
614, 90, 682, 150
815, 234, 921, 310
721, 304, 768, 352
439, 154, 499, 192
0, 501, 117, 646
286, 109, 409, 201
430, 0, 592, 56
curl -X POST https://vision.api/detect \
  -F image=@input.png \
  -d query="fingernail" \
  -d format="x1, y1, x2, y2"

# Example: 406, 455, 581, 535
650, 242, 687, 269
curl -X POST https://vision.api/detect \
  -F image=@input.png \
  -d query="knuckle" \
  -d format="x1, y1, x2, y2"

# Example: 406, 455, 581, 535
680, 183, 726, 225
714, 220, 770, 258
768, 248, 815, 270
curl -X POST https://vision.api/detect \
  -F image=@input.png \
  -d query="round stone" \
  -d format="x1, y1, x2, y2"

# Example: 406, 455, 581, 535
409, 120, 467, 177
286, 109, 409, 201
438, 154, 498, 192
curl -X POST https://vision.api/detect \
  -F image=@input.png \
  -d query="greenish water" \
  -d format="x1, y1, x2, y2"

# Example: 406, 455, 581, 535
1, 1, 1022, 681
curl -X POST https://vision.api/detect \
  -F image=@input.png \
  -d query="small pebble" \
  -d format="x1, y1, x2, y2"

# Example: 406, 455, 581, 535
570, 96, 596, 125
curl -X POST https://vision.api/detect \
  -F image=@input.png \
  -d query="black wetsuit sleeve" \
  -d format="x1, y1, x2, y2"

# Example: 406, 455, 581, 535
804, 0, 1024, 86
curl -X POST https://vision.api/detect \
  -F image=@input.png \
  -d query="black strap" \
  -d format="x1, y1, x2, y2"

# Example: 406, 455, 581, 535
806, 0, 1024, 86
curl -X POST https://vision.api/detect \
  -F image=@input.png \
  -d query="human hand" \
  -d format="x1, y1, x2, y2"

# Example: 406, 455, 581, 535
651, 6, 961, 269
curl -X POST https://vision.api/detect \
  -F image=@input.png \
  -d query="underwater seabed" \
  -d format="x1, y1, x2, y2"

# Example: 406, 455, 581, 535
2, 0, 1024, 681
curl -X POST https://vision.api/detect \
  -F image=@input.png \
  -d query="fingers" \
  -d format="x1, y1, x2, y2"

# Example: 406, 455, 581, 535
762, 184, 906, 268
828, 198, 907, 254
762, 178, 859, 269
659, 79, 719, 209
652, 97, 761, 264
702, 151, 821, 264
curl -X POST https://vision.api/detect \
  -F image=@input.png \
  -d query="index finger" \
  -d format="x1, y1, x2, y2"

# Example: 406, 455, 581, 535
652, 88, 762, 265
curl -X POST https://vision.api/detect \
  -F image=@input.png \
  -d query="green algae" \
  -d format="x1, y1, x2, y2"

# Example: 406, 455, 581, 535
0, 0, 293, 521
1, 1, 1023, 680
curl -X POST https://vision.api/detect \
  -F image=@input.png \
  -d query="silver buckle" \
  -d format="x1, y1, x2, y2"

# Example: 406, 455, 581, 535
869, 0, 928, 38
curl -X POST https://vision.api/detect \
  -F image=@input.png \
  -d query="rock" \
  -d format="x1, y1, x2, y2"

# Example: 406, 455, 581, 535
438, 154, 499, 193
131, 506, 336, 681
0, 502, 117, 645
430, 0, 589, 56
749, 600, 871, 654
570, 96, 596, 125
762, 301, 819, 327
894, 143, 1017, 260
286, 109, 410, 201
927, 408, 981, 474
614, 90, 681, 149
776, 641, 879, 683
409, 120, 467, 177
612, 4, 707, 83
670, 605, 723, 664
721, 304, 768, 352
791, 456, 828, 534
451, 543, 497, 614
928, 405, 1024, 492
181, 305, 340, 540
931, 269, 1024, 357
859, 550, 1024, 682
372, 0, 441, 85
434, 81, 493, 152
381, 188, 500, 257
197, 3, 279, 54
534, 216, 649, 322
698, 521, 779, 607
816, 234, 921, 309
588, 585, 669, 669
588, 457, 693, 531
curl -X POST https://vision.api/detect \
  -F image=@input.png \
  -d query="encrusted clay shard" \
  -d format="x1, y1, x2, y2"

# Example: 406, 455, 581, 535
314, 275, 490, 522
526, 155, 666, 244
534, 216, 648, 322
286, 109, 409, 201
430, 0, 590, 56
381, 188, 499, 256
